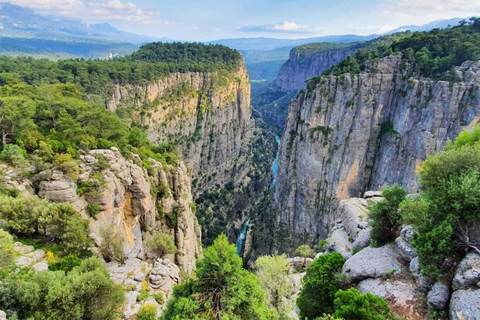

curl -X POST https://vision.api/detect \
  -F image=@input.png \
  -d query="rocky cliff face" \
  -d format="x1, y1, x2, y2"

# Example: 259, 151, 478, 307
37, 148, 202, 274
106, 66, 254, 194
274, 47, 359, 93
275, 56, 480, 248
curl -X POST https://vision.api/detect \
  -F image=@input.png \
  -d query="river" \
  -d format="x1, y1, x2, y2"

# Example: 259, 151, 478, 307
270, 135, 281, 188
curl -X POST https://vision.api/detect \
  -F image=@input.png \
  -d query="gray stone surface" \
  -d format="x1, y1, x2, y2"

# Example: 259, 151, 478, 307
395, 237, 416, 261
0, 310, 6, 320
343, 243, 405, 282
427, 282, 450, 310
275, 57, 480, 245
450, 289, 480, 320
32, 261, 49, 272
453, 253, 480, 291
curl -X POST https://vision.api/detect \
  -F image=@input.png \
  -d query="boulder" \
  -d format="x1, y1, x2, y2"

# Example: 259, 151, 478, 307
409, 256, 432, 292
356, 278, 423, 320
336, 198, 370, 236
427, 282, 450, 310
450, 289, 480, 320
342, 243, 405, 282
395, 237, 416, 261
0, 310, 6, 320
328, 228, 353, 259
351, 228, 371, 251
452, 253, 480, 291
363, 191, 383, 198
13, 242, 34, 254
32, 261, 49, 272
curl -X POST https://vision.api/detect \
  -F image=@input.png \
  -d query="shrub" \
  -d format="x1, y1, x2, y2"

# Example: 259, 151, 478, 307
53, 153, 79, 180
136, 303, 157, 320
48, 254, 82, 273
86, 202, 102, 219
0, 229, 17, 268
128, 127, 150, 148
0, 144, 28, 166
146, 232, 177, 258
297, 252, 346, 319
368, 184, 406, 246
255, 254, 294, 317
294, 244, 315, 267
333, 288, 393, 320
99, 225, 125, 262
152, 292, 164, 305
94, 153, 110, 170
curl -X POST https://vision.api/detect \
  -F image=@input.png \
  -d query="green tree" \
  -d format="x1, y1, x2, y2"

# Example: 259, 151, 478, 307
137, 303, 157, 320
296, 252, 346, 319
0, 229, 17, 268
255, 254, 294, 319
294, 244, 315, 267
146, 232, 177, 259
333, 288, 393, 320
162, 234, 274, 320
368, 185, 406, 246
15, 257, 125, 320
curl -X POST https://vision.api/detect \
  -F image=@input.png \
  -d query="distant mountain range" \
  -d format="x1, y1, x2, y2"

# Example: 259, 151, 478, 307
0, 2, 473, 63
0, 2, 166, 44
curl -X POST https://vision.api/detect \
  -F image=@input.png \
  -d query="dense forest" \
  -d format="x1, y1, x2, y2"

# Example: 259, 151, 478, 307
305, 18, 480, 89
0, 42, 242, 96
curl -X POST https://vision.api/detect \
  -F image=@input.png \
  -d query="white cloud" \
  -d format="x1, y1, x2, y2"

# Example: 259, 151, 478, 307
5, 0, 167, 25
240, 20, 319, 34
383, 0, 480, 21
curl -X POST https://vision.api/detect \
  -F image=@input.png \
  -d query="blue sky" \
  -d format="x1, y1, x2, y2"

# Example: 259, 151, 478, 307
7, 0, 480, 41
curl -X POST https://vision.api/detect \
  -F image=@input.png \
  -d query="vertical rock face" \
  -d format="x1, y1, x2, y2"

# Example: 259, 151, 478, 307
274, 47, 360, 92
37, 148, 202, 274
275, 56, 480, 248
106, 65, 254, 194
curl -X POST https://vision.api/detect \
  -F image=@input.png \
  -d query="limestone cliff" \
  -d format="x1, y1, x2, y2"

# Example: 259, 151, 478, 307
106, 66, 253, 194
37, 148, 202, 274
274, 46, 359, 92
105, 63, 275, 245
275, 56, 480, 248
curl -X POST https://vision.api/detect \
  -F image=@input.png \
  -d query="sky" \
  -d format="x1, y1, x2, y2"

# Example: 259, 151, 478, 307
5, 0, 480, 41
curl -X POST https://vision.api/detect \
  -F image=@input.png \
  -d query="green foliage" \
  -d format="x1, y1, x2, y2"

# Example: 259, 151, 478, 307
48, 254, 82, 273
0, 144, 28, 166
99, 225, 125, 263
446, 125, 480, 149
311, 18, 480, 87
297, 252, 346, 319
53, 153, 79, 180
255, 254, 294, 318
0, 229, 17, 268
137, 303, 157, 320
0, 196, 91, 256
1, 257, 125, 320
333, 288, 393, 320
294, 244, 315, 268
128, 126, 150, 148
162, 234, 274, 320
86, 202, 101, 219
292, 42, 355, 58
146, 232, 177, 258
368, 185, 407, 246
318, 239, 329, 251
400, 126, 480, 278
153, 292, 164, 305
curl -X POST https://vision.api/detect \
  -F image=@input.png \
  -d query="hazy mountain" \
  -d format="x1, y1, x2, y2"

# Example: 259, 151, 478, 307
0, 2, 165, 44
386, 17, 469, 34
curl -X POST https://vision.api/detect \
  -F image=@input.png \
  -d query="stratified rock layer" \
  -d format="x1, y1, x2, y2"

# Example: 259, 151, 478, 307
275, 57, 480, 247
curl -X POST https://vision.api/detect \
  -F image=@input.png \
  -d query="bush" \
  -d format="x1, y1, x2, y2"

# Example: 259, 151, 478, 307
0, 229, 17, 268
0, 144, 28, 166
137, 303, 157, 320
129, 127, 150, 148
294, 244, 315, 267
53, 153, 79, 180
86, 202, 102, 219
368, 185, 406, 246
48, 254, 82, 273
333, 288, 393, 320
297, 252, 346, 319
152, 292, 164, 305
146, 232, 177, 258
99, 225, 125, 262
255, 254, 294, 317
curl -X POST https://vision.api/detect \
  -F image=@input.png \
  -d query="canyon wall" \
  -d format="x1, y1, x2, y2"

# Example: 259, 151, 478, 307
274, 56, 480, 248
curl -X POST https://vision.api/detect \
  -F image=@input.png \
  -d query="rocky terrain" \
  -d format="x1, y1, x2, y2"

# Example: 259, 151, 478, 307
274, 56, 480, 248
105, 65, 275, 244
1, 148, 202, 318
319, 191, 480, 320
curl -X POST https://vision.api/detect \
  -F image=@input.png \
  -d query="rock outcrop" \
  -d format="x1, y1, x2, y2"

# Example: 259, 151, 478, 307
450, 289, 480, 320
275, 57, 480, 247
274, 46, 360, 93
37, 148, 202, 274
